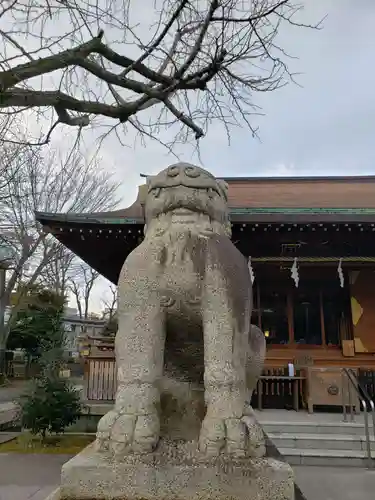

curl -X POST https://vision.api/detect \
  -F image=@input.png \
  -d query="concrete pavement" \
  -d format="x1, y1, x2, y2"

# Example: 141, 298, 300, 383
0, 453, 72, 500
294, 465, 375, 500
0, 380, 31, 404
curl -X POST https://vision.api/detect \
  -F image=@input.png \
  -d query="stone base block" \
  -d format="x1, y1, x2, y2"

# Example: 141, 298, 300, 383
60, 441, 294, 500
44, 487, 61, 500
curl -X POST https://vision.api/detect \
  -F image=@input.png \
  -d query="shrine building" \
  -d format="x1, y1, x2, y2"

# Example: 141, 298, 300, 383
36, 174, 375, 373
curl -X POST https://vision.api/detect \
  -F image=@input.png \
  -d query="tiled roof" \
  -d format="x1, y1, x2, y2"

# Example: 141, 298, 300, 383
36, 175, 375, 227
229, 207, 375, 215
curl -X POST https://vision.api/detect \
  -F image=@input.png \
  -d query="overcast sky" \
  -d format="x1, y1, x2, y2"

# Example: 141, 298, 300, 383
93, 1, 374, 207
65, 0, 375, 312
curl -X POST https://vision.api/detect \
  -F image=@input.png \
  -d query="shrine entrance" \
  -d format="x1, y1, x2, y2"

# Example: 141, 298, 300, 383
251, 265, 353, 350
36, 174, 375, 409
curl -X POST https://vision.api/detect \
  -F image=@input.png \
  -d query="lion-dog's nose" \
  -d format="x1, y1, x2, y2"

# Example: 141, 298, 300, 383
167, 163, 201, 179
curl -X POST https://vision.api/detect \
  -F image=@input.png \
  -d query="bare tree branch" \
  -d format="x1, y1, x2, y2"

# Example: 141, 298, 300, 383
0, 0, 320, 149
0, 137, 120, 348
67, 277, 83, 320
101, 284, 117, 322
67, 264, 100, 319
40, 245, 76, 295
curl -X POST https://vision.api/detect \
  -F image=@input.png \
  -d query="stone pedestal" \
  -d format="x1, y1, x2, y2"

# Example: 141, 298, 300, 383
60, 441, 294, 500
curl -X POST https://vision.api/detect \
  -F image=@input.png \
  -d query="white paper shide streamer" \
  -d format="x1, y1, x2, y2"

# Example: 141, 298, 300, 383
337, 258, 344, 288
291, 257, 299, 288
248, 256, 255, 285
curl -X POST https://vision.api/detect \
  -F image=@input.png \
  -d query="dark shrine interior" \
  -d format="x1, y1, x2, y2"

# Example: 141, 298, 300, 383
40, 220, 375, 285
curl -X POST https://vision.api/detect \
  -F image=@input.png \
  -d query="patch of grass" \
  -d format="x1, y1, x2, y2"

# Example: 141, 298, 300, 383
0, 432, 95, 454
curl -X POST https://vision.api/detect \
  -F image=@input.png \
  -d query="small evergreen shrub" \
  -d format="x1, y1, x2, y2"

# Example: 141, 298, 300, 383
21, 376, 81, 439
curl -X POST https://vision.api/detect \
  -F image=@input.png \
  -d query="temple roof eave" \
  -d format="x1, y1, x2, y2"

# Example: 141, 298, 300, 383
35, 210, 144, 226
35, 207, 375, 229
35, 184, 147, 227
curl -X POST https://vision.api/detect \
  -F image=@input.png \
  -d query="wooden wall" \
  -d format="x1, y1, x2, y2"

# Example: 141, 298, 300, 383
350, 270, 375, 354
264, 346, 375, 369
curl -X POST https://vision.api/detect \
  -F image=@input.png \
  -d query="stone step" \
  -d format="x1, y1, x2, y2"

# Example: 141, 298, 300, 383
277, 447, 375, 468
267, 432, 375, 452
262, 420, 367, 436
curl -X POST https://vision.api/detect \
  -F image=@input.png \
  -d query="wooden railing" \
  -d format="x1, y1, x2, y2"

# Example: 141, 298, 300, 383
84, 356, 307, 409
359, 369, 375, 401
256, 369, 306, 411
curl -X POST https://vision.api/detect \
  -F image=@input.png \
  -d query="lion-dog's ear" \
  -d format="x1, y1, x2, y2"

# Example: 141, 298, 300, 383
138, 183, 148, 205
217, 179, 229, 201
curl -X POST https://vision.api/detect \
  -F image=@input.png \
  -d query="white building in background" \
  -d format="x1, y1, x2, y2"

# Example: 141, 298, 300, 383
4, 305, 11, 325
4, 303, 106, 357
63, 308, 106, 356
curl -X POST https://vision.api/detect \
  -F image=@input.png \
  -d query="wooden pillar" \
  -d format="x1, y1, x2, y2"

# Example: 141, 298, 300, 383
287, 291, 294, 345
319, 291, 326, 346
256, 282, 261, 328
257, 282, 262, 331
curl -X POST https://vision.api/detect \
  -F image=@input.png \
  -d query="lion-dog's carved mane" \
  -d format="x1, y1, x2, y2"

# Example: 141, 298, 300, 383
144, 163, 231, 271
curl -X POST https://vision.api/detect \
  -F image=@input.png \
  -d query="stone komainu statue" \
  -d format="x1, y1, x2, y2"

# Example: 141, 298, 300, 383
96, 163, 266, 458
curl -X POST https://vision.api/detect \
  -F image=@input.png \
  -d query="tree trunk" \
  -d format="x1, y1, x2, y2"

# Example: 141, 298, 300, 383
0, 325, 11, 381
0, 267, 7, 381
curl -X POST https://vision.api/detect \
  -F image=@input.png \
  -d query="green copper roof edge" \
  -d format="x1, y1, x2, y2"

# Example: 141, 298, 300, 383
80, 218, 140, 224
36, 212, 142, 224
36, 207, 375, 225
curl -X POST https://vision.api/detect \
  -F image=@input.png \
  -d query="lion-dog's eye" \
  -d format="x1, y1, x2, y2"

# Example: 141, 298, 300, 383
184, 166, 200, 178
167, 166, 179, 177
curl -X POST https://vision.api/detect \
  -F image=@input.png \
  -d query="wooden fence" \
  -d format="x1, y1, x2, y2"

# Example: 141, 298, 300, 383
85, 357, 117, 401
